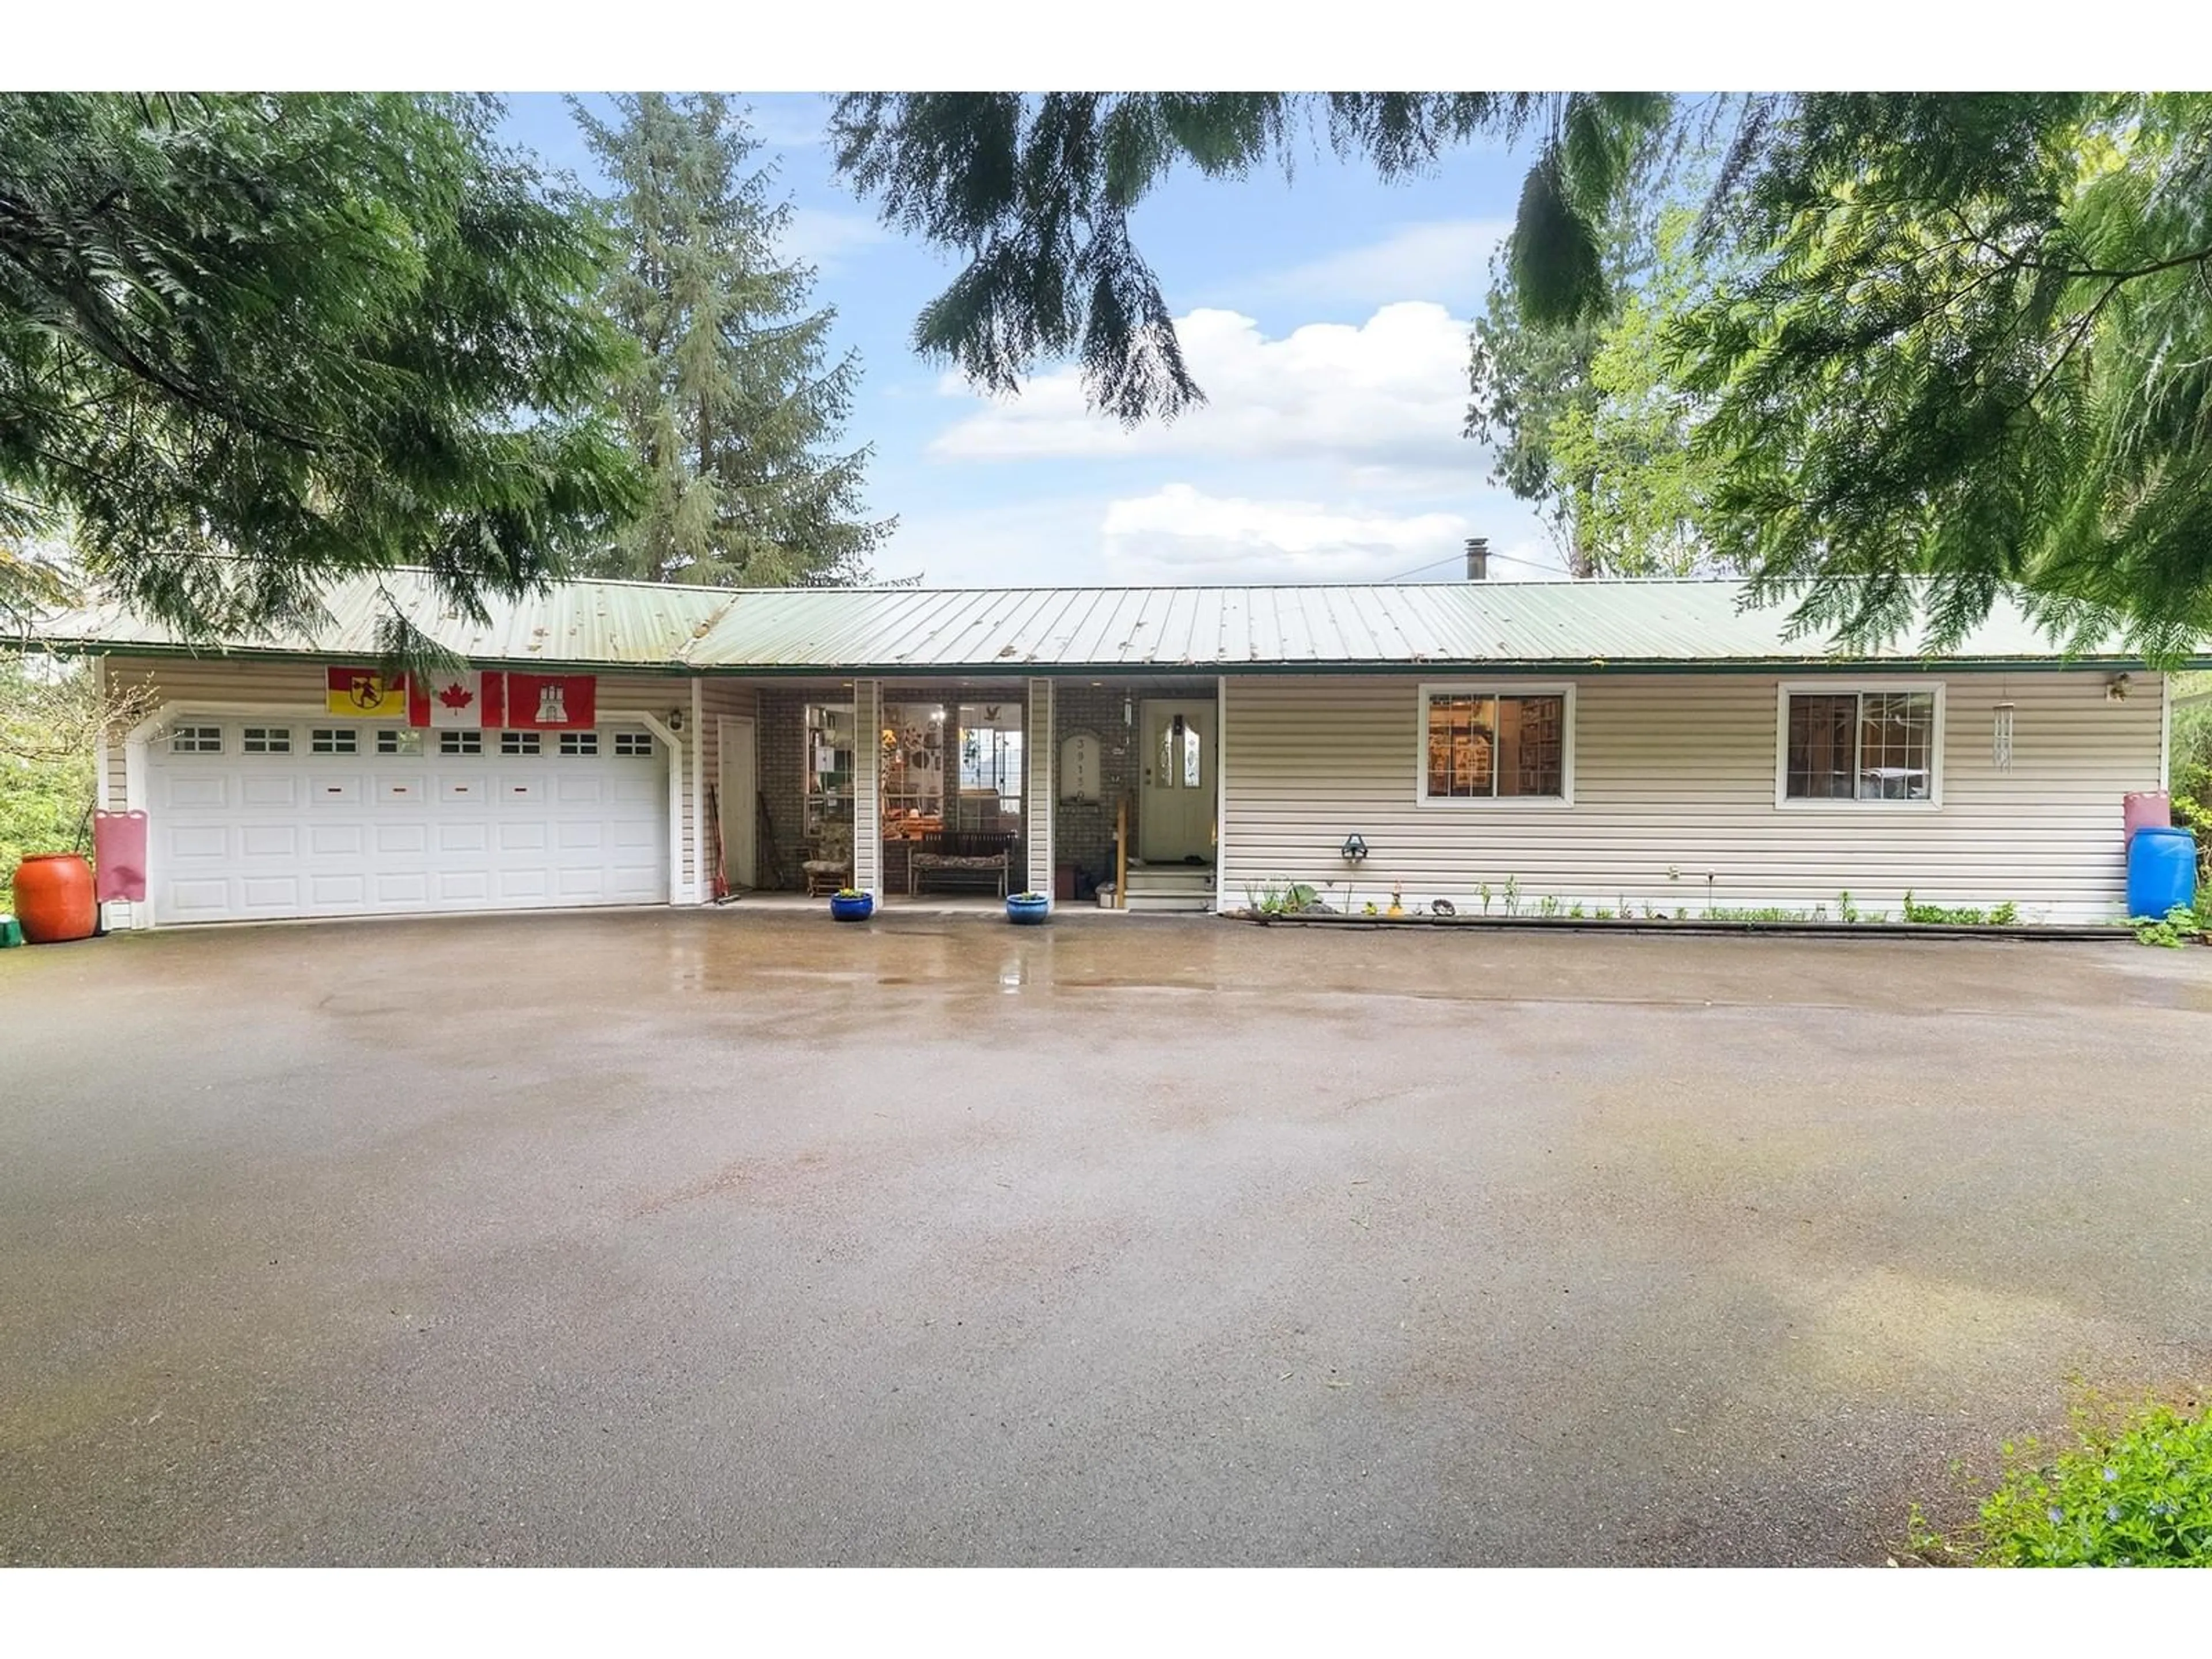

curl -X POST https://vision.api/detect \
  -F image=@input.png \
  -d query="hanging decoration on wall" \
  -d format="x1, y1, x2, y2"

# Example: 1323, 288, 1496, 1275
404, 671, 597, 729
505, 672, 597, 730
326, 666, 408, 717
1059, 731, 1101, 802
1993, 700, 2016, 772
410, 669, 505, 729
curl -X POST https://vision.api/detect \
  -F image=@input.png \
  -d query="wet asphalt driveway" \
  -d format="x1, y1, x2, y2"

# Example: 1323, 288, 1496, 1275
3, 910, 2210, 1566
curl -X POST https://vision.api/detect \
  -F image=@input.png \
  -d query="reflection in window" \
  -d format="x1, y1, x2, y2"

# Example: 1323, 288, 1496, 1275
1784, 690, 1935, 801
1423, 694, 1564, 800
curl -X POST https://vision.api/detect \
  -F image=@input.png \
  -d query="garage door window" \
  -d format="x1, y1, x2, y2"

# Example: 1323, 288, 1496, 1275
501, 731, 542, 755
311, 728, 359, 754
171, 725, 222, 754
440, 730, 483, 755
376, 729, 422, 756
559, 732, 598, 756
242, 726, 292, 755
614, 732, 652, 757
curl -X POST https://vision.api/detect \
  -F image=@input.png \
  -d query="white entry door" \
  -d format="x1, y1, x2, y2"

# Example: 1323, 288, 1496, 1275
1138, 700, 1214, 862
717, 715, 757, 889
148, 716, 668, 924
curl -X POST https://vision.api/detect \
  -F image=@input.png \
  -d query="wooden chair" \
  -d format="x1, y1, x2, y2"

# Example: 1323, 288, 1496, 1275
802, 821, 854, 896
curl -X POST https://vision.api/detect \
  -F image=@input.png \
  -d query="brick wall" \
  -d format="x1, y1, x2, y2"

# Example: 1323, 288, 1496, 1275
755, 687, 810, 890
1052, 684, 1139, 891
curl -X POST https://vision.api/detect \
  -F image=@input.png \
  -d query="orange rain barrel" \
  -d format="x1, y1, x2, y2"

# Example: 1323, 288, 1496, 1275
11, 853, 98, 944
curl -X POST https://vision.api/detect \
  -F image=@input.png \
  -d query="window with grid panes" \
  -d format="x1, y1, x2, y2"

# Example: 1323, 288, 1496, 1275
241, 726, 291, 754
560, 731, 598, 756
501, 730, 541, 755
440, 730, 483, 755
310, 728, 358, 754
1782, 688, 1937, 802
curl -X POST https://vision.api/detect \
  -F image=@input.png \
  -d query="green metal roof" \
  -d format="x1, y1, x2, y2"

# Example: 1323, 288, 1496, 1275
29, 570, 2179, 673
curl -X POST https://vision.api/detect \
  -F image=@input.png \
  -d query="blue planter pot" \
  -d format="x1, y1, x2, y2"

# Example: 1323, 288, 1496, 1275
1006, 893, 1051, 926
829, 893, 875, 922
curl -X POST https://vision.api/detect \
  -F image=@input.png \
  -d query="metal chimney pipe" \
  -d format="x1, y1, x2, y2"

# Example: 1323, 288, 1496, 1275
1464, 536, 1490, 581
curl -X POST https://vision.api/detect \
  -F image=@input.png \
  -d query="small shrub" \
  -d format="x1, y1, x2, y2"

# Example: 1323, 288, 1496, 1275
1838, 889, 1859, 924
2134, 905, 2200, 948
1902, 890, 2025, 926
1912, 1398, 2212, 1566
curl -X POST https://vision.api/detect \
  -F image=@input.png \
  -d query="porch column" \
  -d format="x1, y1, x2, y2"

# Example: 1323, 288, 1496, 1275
1026, 677, 1054, 900
853, 677, 882, 899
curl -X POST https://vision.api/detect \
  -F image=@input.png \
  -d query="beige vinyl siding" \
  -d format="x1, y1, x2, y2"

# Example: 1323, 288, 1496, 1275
100, 654, 704, 903
1222, 671, 2164, 924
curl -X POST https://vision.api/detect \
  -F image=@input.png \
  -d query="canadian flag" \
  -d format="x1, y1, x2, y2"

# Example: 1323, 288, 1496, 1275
409, 671, 506, 729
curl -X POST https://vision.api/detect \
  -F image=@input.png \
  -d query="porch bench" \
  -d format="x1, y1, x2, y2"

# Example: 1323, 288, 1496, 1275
908, 830, 1015, 897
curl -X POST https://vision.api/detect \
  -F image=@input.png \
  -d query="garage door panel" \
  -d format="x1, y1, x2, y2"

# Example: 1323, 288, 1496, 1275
168, 879, 234, 916
375, 872, 431, 905
165, 776, 228, 810
241, 825, 299, 859
151, 718, 667, 923
497, 869, 550, 900
170, 824, 229, 860
240, 877, 301, 910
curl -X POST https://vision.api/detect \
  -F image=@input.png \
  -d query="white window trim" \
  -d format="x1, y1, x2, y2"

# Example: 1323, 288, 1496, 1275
1414, 680, 1577, 808
1774, 678, 1946, 810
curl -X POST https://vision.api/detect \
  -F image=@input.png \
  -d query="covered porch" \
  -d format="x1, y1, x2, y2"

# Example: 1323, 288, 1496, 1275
704, 673, 1223, 912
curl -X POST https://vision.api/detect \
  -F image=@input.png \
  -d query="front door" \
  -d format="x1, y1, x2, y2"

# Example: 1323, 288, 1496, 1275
1139, 700, 1214, 862
718, 716, 757, 889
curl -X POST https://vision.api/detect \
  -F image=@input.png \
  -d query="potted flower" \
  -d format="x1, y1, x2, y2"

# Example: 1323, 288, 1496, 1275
830, 887, 875, 922
1005, 891, 1051, 925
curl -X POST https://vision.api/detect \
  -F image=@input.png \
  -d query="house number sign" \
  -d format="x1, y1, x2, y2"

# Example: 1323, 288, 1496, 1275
1058, 731, 1101, 802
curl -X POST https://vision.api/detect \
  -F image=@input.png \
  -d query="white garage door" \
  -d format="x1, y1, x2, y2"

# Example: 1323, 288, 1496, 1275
149, 717, 668, 923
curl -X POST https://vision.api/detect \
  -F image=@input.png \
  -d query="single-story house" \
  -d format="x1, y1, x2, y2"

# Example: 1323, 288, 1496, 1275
31, 570, 2197, 929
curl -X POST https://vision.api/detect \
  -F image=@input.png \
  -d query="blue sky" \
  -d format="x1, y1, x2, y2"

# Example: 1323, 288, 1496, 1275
499, 93, 1561, 589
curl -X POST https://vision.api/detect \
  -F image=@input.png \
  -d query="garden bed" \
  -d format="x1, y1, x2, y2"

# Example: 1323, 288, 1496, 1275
1233, 910, 2139, 942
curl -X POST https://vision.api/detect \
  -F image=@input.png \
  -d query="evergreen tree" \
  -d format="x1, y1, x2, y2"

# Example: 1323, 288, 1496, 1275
0, 93, 639, 648
575, 93, 892, 588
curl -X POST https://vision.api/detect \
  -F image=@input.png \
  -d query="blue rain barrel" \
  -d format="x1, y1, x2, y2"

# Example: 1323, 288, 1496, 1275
2126, 825, 2198, 919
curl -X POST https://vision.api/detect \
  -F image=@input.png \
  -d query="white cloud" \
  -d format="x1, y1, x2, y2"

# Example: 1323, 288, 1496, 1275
1100, 483, 1560, 585
1228, 218, 1509, 310
779, 206, 888, 275
928, 302, 1472, 475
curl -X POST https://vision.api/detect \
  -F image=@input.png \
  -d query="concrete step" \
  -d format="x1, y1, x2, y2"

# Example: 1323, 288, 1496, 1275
1123, 890, 1215, 912
1124, 865, 1216, 888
